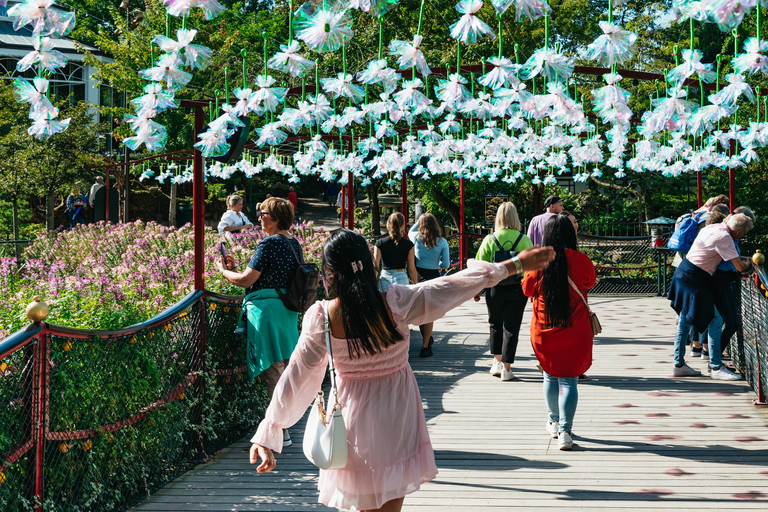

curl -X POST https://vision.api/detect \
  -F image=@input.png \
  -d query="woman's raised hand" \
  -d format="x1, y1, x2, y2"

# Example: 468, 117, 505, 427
250, 443, 276, 473
515, 247, 556, 273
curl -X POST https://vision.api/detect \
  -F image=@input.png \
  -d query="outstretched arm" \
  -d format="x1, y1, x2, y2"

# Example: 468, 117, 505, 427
388, 247, 554, 326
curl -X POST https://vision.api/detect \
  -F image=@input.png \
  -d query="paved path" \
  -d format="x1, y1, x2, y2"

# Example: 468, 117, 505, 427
133, 296, 768, 511
298, 195, 341, 231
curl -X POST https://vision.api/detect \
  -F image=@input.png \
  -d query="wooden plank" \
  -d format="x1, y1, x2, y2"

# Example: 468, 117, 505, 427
131, 297, 768, 511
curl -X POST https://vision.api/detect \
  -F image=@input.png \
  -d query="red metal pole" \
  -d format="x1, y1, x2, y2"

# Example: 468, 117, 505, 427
339, 185, 345, 228
729, 139, 736, 211
347, 172, 355, 230
401, 172, 408, 225
459, 177, 466, 269
33, 329, 48, 512
696, 171, 703, 209
193, 107, 205, 292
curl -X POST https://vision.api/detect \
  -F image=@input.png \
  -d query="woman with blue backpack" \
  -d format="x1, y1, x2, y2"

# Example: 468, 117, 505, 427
475, 202, 533, 381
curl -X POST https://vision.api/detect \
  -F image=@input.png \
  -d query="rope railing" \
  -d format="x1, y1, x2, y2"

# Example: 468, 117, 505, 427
0, 291, 264, 512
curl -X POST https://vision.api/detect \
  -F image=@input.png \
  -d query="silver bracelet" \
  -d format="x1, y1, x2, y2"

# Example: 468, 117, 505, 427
511, 256, 523, 275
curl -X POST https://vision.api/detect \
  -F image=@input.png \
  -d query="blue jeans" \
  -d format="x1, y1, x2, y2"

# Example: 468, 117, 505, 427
543, 373, 579, 434
674, 307, 723, 368
379, 269, 408, 291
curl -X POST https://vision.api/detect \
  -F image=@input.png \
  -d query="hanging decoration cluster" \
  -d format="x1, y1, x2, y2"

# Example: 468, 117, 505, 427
6, 0, 76, 140
10, 0, 768, 186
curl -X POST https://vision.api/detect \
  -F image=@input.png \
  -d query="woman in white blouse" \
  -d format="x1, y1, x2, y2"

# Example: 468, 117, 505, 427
218, 195, 253, 236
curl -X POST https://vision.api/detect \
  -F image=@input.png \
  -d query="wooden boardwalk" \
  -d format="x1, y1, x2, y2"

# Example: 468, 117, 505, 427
133, 296, 768, 511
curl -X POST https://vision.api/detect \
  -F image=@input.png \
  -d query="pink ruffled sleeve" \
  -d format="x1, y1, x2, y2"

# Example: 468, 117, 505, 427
250, 302, 329, 453
386, 259, 509, 326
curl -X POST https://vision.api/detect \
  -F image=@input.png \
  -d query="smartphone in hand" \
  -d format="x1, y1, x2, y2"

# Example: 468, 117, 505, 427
219, 242, 234, 270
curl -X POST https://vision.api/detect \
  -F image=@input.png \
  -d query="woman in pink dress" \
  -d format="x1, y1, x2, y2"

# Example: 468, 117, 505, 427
249, 230, 554, 511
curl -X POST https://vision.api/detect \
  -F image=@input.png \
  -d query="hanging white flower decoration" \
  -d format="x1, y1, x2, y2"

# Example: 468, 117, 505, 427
268, 40, 316, 78
666, 49, 717, 88
28, 112, 70, 141
139, 53, 193, 91
294, 5, 354, 53
16, 37, 67, 73
450, 0, 495, 45
321, 73, 366, 104
389, 35, 432, 76
252, 75, 288, 114
709, 73, 754, 106
478, 57, 520, 90
520, 47, 574, 82
152, 29, 212, 70
164, 0, 225, 21
356, 59, 402, 93
585, 21, 637, 67
732, 38, 768, 76
434, 73, 471, 106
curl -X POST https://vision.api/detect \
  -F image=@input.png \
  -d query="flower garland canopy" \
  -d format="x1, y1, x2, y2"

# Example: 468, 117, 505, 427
8, 0, 768, 185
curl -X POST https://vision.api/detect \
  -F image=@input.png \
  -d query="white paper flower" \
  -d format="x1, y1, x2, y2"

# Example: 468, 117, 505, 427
450, 0, 495, 44
268, 40, 316, 78
152, 29, 212, 70
389, 35, 432, 77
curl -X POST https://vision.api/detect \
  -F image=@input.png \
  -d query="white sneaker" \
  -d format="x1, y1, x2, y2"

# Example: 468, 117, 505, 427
672, 364, 701, 377
710, 365, 742, 381
558, 431, 573, 450
490, 360, 502, 377
500, 367, 515, 381
282, 430, 292, 447
546, 421, 559, 439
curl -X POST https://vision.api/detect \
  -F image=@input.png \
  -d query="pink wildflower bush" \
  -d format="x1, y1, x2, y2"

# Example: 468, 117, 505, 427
0, 221, 329, 340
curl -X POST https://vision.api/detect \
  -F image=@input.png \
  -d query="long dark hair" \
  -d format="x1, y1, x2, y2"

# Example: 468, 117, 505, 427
540, 215, 578, 329
323, 230, 403, 357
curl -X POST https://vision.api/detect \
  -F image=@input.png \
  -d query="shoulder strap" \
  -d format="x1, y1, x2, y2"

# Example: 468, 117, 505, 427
322, 302, 338, 393
277, 234, 304, 264
567, 276, 592, 313
511, 232, 525, 251
491, 234, 504, 251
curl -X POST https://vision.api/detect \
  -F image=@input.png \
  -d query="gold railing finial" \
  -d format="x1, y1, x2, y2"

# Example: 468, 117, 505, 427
26, 296, 49, 323
753, 250, 765, 267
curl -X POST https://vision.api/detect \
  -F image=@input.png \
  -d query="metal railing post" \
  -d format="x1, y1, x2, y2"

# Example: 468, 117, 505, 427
33, 328, 48, 512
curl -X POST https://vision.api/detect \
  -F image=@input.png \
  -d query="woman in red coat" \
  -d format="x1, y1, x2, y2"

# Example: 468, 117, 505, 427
522, 215, 596, 450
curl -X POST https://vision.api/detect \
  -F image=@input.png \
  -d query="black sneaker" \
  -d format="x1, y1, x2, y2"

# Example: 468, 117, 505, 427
691, 346, 702, 356
419, 346, 433, 358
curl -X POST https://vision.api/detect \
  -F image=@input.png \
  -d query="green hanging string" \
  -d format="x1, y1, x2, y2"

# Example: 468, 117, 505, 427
209, 100, 214, 122
182, 15, 187, 30
608, 0, 613, 23
417, 0, 427, 36
757, 86, 761, 123
544, 13, 549, 51
289, 0, 294, 43
263, 32, 269, 80
497, 14, 503, 58
716, 54, 722, 92
225, 67, 230, 101
514, 43, 519, 65
456, 43, 461, 74
165, 13, 170, 38
481, 59, 486, 93
378, 16, 384, 60
690, 18, 694, 53
214, 90, 220, 114
343, 43, 347, 76
241, 49, 248, 89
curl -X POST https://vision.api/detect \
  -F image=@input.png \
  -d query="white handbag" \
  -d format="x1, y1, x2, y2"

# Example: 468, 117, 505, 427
302, 302, 348, 470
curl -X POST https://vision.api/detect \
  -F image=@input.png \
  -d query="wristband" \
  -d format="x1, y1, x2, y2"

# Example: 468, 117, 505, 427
511, 256, 523, 275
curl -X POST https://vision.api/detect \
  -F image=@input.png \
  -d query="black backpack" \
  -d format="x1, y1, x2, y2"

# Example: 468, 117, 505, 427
268, 235, 320, 313
491, 233, 525, 286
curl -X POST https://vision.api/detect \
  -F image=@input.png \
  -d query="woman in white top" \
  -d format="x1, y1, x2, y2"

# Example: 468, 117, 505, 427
218, 194, 253, 235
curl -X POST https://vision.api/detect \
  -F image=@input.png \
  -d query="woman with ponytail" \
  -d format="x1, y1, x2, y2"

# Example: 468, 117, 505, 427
522, 215, 596, 451
249, 229, 554, 512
